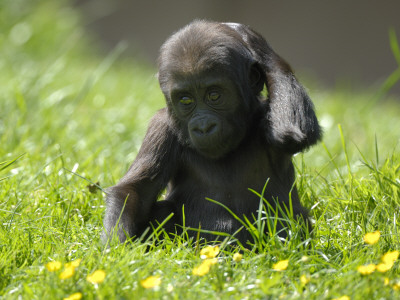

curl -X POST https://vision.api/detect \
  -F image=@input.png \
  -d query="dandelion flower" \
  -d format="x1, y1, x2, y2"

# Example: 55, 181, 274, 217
300, 274, 310, 285
375, 250, 399, 273
193, 261, 211, 276
205, 258, 218, 265
233, 253, 243, 262
384, 277, 390, 286
200, 245, 219, 259
63, 292, 82, 300
87, 270, 106, 284
363, 231, 380, 245
59, 266, 75, 280
393, 282, 400, 291
272, 259, 289, 271
332, 296, 350, 300
140, 275, 161, 289
376, 262, 393, 273
192, 264, 210, 276
357, 264, 376, 275
45, 261, 62, 272
65, 259, 82, 268
382, 250, 399, 265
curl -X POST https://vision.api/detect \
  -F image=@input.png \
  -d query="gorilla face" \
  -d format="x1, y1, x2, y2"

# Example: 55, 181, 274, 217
167, 71, 251, 159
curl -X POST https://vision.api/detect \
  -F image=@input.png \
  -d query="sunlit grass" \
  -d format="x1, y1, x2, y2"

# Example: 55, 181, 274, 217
1, 0, 400, 299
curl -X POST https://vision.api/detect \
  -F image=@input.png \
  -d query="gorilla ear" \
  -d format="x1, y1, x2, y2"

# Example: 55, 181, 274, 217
249, 63, 266, 95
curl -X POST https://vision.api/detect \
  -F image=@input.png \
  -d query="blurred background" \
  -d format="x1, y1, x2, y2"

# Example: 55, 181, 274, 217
76, 0, 400, 96
1, 0, 400, 175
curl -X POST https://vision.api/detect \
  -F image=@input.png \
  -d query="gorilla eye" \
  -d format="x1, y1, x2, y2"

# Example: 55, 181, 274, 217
208, 92, 220, 102
180, 96, 195, 105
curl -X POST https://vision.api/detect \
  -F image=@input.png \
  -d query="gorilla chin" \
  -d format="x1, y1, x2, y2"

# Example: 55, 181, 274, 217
103, 20, 321, 247
190, 139, 232, 160
189, 127, 241, 160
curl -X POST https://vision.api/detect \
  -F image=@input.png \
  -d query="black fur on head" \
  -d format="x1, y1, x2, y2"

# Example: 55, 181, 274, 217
158, 20, 265, 107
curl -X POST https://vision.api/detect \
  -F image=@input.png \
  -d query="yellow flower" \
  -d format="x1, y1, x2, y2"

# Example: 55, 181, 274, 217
140, 275, 161, 289
192, 256, 218, 276
357, 264, 376, 275
200, 245, 220, 259
204, 258, 218, 265
382, 250, 399, 265
363, 231, 380, 245
193, 260, 211, 276
300, 274, 310, 285
376, 262, 393, 273
332, 296, 350, 300
272, 259, 289, 271
233, 253, 243, 262
63, 292, 82, 300
192, 263, 210, 276
87, 270, 106, 284
65, 259, 82, 268
374, 250, 399, 273
384, 277, 390, 286
393, 282, 400, 291
45, 261, 62, 272
59, 266, 75, 280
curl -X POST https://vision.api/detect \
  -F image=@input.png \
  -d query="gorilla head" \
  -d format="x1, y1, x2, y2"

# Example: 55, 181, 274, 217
158, 21, 265, 159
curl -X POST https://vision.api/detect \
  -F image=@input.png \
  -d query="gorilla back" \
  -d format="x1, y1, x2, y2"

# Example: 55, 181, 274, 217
103, 20, 321, 246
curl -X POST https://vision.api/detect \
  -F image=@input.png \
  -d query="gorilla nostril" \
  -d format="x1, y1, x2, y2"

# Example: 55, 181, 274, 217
194, 122, 217, 135
193, 128, 204, 135
206, 123, 217, 134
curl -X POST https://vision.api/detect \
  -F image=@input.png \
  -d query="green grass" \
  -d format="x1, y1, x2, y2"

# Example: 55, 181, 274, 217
1, 1, 400, 299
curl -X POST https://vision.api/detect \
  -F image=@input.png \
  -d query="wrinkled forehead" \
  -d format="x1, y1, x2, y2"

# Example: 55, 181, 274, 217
159, 39, 252, 91
169, 53, 235, 79
159, 54, 244, 95
162, 41, 241, 71
168, 67, 234, 90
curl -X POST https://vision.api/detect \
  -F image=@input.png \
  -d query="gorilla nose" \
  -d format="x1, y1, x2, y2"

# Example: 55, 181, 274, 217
193, 121, 217, 135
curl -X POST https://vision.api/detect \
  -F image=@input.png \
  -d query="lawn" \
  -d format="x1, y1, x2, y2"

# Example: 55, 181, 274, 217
1, 1, 400, 299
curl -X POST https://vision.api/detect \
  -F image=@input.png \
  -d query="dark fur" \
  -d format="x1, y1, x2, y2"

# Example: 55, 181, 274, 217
103, 20, 321, 246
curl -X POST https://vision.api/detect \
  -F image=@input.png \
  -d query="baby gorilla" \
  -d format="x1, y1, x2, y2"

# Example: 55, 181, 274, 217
103, 20, 321, 246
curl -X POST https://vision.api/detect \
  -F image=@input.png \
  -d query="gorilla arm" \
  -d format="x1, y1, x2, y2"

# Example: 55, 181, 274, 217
262, 66, 322, 154
226, 23, 322, 154
103, 108, 179, 242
